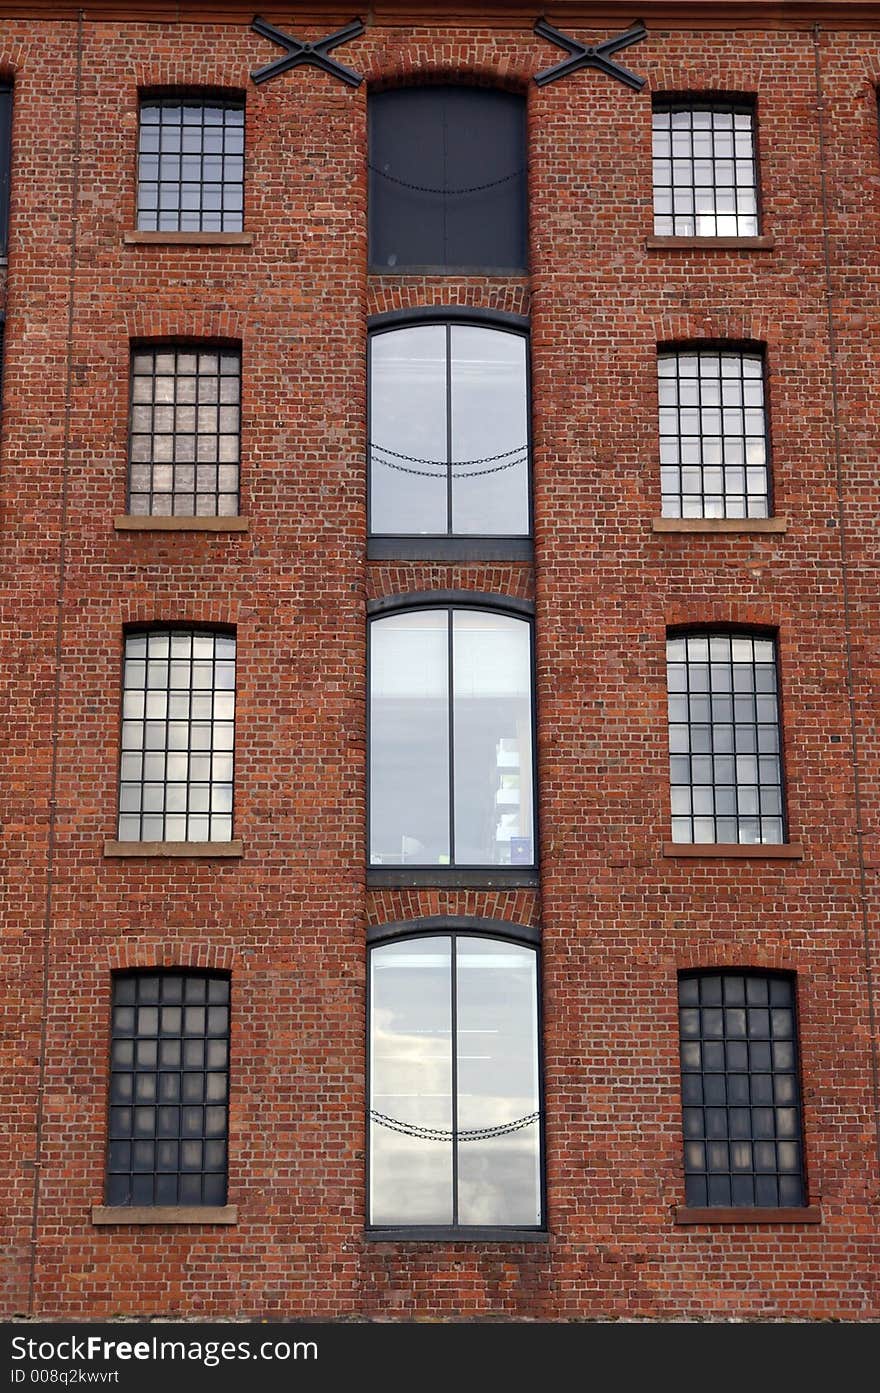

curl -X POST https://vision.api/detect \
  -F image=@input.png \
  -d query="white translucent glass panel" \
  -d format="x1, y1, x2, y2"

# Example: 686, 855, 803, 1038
118, 629, 236, 843
653, 104, 758, 238
369, 935, 541, 1228
658, 350, 768, 519
369, 324, 529, 537
369, 938, 453, 1225
369, 611, 450, 865
369, 609, 534, 867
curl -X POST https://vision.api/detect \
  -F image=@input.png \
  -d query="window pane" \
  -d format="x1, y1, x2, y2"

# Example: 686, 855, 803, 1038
653, 101, 758, 238
453, 611, 533, 866
456, 938, 540, 1226
137, 98, 244, 233
450, 327, 529, 536
369, 938, 453, 1225
107, 973, 229, 1206
369, 612, 450, 865
369, 326, 447, 535
678, 972, 805, 1208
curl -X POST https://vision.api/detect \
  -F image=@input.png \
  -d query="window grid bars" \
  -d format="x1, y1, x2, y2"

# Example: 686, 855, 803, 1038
652, 101, 759, 238
128, 347, 241, 518
137, 98, 244, 233
107, 972, 230, 1208
678, 972, 806, 1209
118, 628, 236, 844
658, 348, 770, 519
667, 632, 785, 845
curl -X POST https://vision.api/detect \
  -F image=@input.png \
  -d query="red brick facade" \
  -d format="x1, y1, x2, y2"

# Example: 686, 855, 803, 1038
1, 1, 878, 1320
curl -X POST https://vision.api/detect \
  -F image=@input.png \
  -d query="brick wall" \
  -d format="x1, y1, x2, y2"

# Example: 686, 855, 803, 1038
0, 3, 877, 1320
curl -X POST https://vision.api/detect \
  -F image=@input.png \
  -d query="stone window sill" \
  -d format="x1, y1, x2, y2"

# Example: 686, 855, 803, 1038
645, 235, 775, 251
367, 867, 539, 889
124, 231, 253, 247
663, 843, 803, 860
675, 1206, 820, 1226
92, 1205, 237, 1225
104, 840, 243, 858
652, 517, 788, 535
364, 1226, 549, 1243
114, 516, 249, 533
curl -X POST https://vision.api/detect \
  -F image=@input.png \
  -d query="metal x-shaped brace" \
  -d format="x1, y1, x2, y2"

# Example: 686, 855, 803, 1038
250, 16, 365, 88
533, 19, 647, 90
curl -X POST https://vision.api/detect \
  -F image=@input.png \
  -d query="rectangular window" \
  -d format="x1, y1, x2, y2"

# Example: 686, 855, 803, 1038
128, 346, 241, 517
107, 971, 230, 1207
137, 97, 244, 233
667, 631, 785, 845
679, 971, 806, 1208
118, 628, 236, 843
653, 99, 758, 238
658, 347, 770, 519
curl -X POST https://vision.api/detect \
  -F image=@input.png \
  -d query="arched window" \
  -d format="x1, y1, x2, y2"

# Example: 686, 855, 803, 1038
368, 921, 543, 1233
368, 86, 527, 273
368, 316, 531, 546
369, 598, 536, 871
678, 970, 807, 1209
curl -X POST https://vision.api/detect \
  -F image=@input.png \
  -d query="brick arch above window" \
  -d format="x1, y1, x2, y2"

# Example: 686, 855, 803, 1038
106, 941, 237, 973
123, 309, 248, 343
365, 61, 531, 95
367, 914, 540, 946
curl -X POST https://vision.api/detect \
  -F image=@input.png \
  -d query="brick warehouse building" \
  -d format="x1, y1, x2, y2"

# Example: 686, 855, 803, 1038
1, 0, 879, 1321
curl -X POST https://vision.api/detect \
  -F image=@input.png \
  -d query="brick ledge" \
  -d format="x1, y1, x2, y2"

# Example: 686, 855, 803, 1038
663, 843, 803, 859
103, 840, 244, 858
646, 235, 775, 251
92, 1205, 237, 1225
675, 1206, 820, 1225
652, 517, 788, 534
114, 516, 249, 532
124, 231, 253, 246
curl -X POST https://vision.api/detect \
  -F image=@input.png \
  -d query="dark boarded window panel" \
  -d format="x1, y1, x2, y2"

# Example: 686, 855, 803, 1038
678, 971, 806, 1208
0, 83, 12, 257
107, 972, 230, 1207
369, 87, 527, 273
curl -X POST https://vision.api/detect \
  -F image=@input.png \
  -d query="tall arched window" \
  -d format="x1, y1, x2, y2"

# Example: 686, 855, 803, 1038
368, 921, 543, 1234
368, 598, 536, 871
368, 86, 527, 273
369, 316, 531, 547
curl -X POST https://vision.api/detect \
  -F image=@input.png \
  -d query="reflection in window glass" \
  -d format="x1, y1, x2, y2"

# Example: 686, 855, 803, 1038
667, 632, 784, 845
369, 935, 541, 1228
652, 101, 758, 238
369, 324, 529, 537
369, 609, 534, 867
678, 972, 805, 1208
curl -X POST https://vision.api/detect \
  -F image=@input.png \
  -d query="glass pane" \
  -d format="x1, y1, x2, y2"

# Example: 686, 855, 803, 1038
453, 611, 533, 866
370, 326, 447, 535
369, 612, 450, 865
450, 326, 529, 536
456, 938, 540, 1226
369, 938, 453, 1225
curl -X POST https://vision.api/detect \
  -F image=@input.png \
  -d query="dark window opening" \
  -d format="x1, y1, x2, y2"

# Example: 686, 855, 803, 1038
678, 971, 806, 1208
369, 86, 527, 273
0, 83, 12, 256
107, 971, 230, 1207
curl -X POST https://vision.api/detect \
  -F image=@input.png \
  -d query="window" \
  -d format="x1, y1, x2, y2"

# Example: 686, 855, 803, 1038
369, 86, 527, 272
652, 99, 758, 238
666, 631, 785, 845
137, 96, 244, 233
128, 345, 241, 517
658, 347, 770, 519
369, 321, 530, 539
0, 82, 11, 256
369, 930, 542, 1230
369, 605, 535, 868
106, 971, 230, 1207
678, 971, 806, 1208
118, 628, 236, 843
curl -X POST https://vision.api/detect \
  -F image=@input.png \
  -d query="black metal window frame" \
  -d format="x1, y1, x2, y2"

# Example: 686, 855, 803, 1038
367, 308, 534, 562
105, 968, 231, 1208
652, 94, 761, 239
136, 92, 245, 233
657, 341, 773, 520
116, 623, 237, 844
365, 917, 547, 1242
666, 625, 789, 846
366, 591, 539, 887
0, 81, 12, 258
678, 968, 808, 1210
127, 341, 242, 518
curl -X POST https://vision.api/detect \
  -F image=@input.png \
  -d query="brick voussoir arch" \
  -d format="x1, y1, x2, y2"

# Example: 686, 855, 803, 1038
117, 601, 243, 629
107, 940, 237, 973
665, 601, 784, 632
364, 55, 533, 94
124, 308, 248, 344
0, 44, 28, 80
130, 65, 251, 95
654, 314, 776, 351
